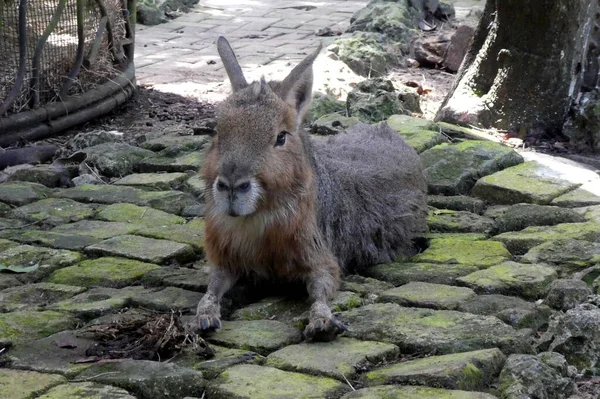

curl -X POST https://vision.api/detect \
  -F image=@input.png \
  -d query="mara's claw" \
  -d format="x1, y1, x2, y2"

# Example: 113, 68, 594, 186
303, 317, 347, 342
186, 314, 222, 334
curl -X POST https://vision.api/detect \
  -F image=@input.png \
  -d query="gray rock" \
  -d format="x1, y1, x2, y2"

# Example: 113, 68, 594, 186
341, 386, 497, 399
427, 208, 495, 233
0, 182, 52, 206
83, 143, 155, 177
64, 130, 124, 152
349, 0, 419, 45
443, 25, 475, 72
310, 113, 361, 135
37, 382, 137, 399
130, 286, 203, 313
486, 203, 586, 234
545, 279, 594, 312
72, 173, 104, 186
427, 195, 486, 214
330, 32, 393, 77
380, 281, 476, 310
521, 239, 600, 273
564, 88, 600, 153
304, 92, 347, 125
347, 78, 406, 122
397, 86, 422, 114
86, 234, 195, 264
363, 262, 479, 286
499, 353, 575, 399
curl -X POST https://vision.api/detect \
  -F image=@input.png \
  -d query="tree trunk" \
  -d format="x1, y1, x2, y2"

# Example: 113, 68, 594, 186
435, 0, 597, 135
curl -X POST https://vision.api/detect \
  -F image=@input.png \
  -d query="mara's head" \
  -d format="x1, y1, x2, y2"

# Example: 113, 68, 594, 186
202, 36, 322, 218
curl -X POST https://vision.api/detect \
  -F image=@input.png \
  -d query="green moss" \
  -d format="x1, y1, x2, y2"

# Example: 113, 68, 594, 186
427, 195, 486, 214
47, 257, 160, 288
86, 234, 195, 264
386, 114, 438, 134
37, 382, 137, 399
0, 182, 52, 206
0, 245, 85, 281
424, 233, 487, 241
341, 385, 498, 398
208, 320, 302, 355
8, 198, 96, 226
427, 208, 494, 233
114, 172, 189, 191
551, 187, 600, 207
136, 222, 204, 253
521, 239, 600, 272
331, 291, 363, 312
0, 369, 66, 399
412, 237, 511, 268
364, 262, 479, 286
52, 220, 141, 239
0, 310, 76, 343
380, 282, 475, 310
137, 151, 206, 173
96, 203, 184, 226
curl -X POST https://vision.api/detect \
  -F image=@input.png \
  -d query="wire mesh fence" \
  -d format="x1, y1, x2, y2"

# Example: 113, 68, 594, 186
0, 0, 134, 118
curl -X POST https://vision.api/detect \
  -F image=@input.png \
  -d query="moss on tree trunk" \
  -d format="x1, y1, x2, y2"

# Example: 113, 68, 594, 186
436, 0, 597, 134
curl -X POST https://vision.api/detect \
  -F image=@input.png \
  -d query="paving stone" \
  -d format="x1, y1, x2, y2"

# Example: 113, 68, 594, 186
37, 382, 137, 399
231, 297, 310, 325
137, 151, 206, 173
424, 233, 488, 241
363, 348, 505, 391
184, 175, 206, 197
386, 114, 438, 133
83, 142, 156, 177
412, 237, 511, 268
49, 286, 151, 319
114, 172, 189, 190
311, 113, 361, 135
208, 364, 349, 399
140, 134, 209, 152
340, 275, 394, 296
266, 337, 399, 380
0, 181, 52, 206
472, 161, 580, 205
141, 265, 211, 291
5, 164, 71, 188
135, 219, 204, 252
363, 262, 479, 286
0, 273, 21, 290
341, 303, 532, 355
86, 235, 195, 264
457, 261, 557, 299
551, 187, 600, 207
176, 344, 265, 379
396, 129, 447, 153
6, 330, 97, 377
330, 290, 364, 312
130, 286, 203, 313
484, 203, 586, 234
55, 184, 199, 215
47, 257, 161, 288
419, 140, 523, 195
380, 282, 476, 310
341, 385, 498, 398
0, 310, 77, 344
0, 245, 84, 282
0, 282, 86, 312
492, 222, 600, 254
8, 198, 97, 226
96, 203, 185, 226
0, 202, 11, 216
52, 220, 142, 239
207, 320, 303, 355
9, 230, 102, 250
427, 209, 495, 233
577, 204, 600, 223
0, 217, 26, 230
458, 294, 552, 330
544, 279, 593, 312
74, 359, 205, 399
0, 238, 20, 252
0, 369, 66, 399
521, 239, 600, 272
427, 195, 486, 214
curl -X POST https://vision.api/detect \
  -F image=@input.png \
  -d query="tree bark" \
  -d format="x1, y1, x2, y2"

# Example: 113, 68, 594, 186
435, 0, 597, 135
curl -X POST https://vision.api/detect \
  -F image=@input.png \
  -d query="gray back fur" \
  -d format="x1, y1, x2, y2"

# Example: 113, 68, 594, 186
306, 122, 428, 270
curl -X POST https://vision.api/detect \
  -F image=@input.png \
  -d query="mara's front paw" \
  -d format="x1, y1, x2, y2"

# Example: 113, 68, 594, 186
186, 314, 221, 334
303, 317, 347, 342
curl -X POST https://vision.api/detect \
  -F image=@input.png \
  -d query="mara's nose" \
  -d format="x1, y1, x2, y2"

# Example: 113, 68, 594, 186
216, 178, 251, 193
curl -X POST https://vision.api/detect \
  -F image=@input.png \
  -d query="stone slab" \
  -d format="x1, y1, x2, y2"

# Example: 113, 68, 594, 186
0, 369, 66, 399
363, 262, 479, 286
380, 282, 476, 310
86, 234, 195, 264
114, 172, 189, 190
95, 203, 185, 226
8, 198, 97, 226
341, 385, 498, 398
0, 182, 52, 206
412, 238, 511, 268
52, 220, 142, 239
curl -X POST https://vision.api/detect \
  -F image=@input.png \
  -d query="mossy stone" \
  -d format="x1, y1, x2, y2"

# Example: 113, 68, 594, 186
457, 261, 557, 299
114, 172, 189, 191
310, 113, 361, 135
332, 31, 391, 77
485, 203, 586, 233
342, 303, 532, 355
424, 233, 488, 241
330, 290, 363, 312
83, 142, 156, 177
340, 275, 394, 295
420, 140, 523, 195
137, 151, 206, 173
397, 129, 447, 153
10, 230, 101, 250
52, 220, 141, 239
380, 282, 476, 310
551, 187, 600, 207
136, 221, 204, 253
129, 286, 203, 313
207, 320, 302, 355
86, 234, 195, 264
544, 279, 593, 312
266, 337, 399, 380
0, 202, 12, 216
0, 282, 86, 311
0, 369, 66, 399
96, 203, 185, 226
472, 161, 580, 205
412, 238, 511, 268
341, 385, 497, 399
184, 175, 206, 197
141, 134, 209, 152
386, 115, 437, 133
304, 92, 347, 125
0, 238, 20, 252
0, 310, 77, 343
492, 222, 600, 254
521, 239, 600, 272
8, 198, 96, 226
427, 209, 495, 233
363, 262, 479, 286
363, 348, 505, 391
0, 181, 52, 206
0, 245, 84, 282
231, 297, 310, 324
209, 364, 349, 399
74, 359, 205, 399
0, 273, 21, 290
175, 344, 265, 379
141, 266, 211, 292
427, 195, 486, 214
54, 184, 199, 215
47, 257, 160, 288
37, 382, 137, 399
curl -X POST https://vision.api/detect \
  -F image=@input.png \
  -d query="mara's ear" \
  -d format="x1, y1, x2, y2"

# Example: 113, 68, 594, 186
277, 42, 322, 123
217, 36, 248, 92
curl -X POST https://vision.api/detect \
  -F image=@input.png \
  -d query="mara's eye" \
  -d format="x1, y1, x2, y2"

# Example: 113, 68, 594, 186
275, 131, 288, 147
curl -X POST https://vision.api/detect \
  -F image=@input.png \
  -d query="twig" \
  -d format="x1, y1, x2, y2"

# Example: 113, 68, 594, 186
341, 374, 355, 391
0, 218, 45, 231
70, 371, 120, 382
84, 162, 108, 184
139, 208, 147, 219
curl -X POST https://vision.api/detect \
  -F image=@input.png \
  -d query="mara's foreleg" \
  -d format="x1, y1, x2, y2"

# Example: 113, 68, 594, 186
187, 266, 237, 333
303, 253, 346, 342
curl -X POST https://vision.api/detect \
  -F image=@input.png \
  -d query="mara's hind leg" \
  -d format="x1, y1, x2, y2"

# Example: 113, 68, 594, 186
303, 256, 347, 342
187, 266, 237, 333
